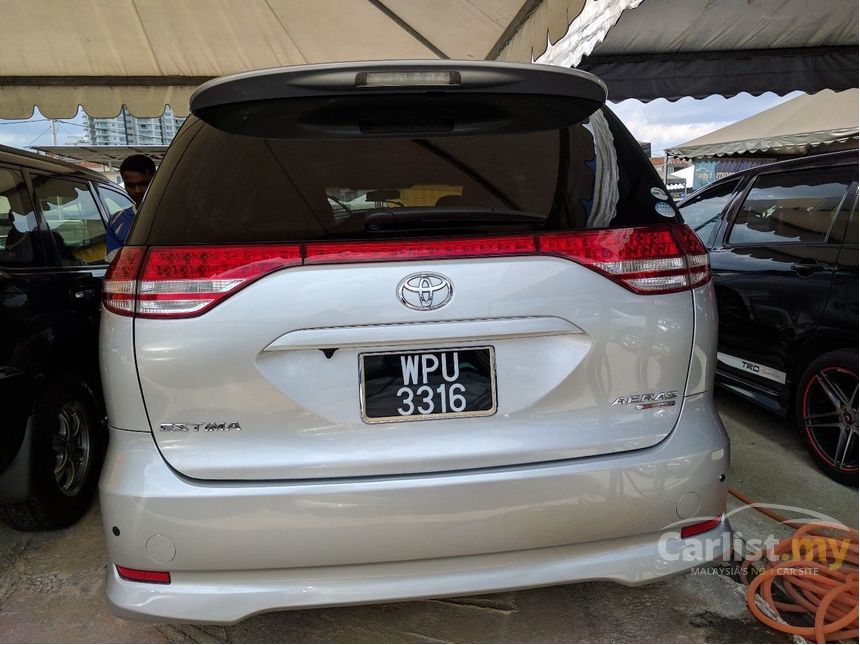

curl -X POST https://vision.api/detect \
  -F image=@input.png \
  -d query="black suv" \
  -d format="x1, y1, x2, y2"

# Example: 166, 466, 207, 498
679, 151, 858, 484
0, 144, 134, 529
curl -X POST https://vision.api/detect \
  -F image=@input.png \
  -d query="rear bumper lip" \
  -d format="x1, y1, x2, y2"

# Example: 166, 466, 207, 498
100, 391, 729, 622
105, 519, 732, 624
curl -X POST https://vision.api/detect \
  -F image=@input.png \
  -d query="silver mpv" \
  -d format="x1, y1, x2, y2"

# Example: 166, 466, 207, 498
99, 60, 730, 623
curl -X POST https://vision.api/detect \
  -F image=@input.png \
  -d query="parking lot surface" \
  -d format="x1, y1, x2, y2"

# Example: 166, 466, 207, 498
1, 390, 855, 643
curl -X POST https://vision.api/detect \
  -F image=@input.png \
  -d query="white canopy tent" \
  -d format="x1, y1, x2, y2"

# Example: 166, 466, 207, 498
665, 89, 859, 159
0, 0, 602, 118
1, 0, 856, 119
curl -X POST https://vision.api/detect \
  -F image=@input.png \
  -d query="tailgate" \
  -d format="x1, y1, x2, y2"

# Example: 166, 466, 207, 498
136, 256, 692, 480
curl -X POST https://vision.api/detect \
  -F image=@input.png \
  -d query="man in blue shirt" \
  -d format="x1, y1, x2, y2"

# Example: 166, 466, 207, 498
105, 154, 155, 261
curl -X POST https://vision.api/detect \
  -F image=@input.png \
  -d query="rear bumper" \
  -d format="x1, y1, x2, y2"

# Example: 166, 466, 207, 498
106, 518, 731, 624
100, 392, 730, 623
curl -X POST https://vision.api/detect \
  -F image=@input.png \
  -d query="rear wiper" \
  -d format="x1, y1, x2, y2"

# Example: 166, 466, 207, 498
362, 207, 545, 232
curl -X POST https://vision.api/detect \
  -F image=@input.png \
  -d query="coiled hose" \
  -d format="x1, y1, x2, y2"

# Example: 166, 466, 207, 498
730, 486, 859, 643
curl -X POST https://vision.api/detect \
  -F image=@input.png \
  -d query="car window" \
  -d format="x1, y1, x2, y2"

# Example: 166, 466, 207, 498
728, 167, 854, 245
97, 186, 134, 221
0, 166, 44, 267
679, 179, 740, 245
827, 181, 858, 245
844, 190, 858, 245
32, 176, 107, 266
131, 99, 681, 246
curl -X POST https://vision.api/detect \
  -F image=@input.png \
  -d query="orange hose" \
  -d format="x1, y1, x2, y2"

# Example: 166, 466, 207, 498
729, 486, 859, 643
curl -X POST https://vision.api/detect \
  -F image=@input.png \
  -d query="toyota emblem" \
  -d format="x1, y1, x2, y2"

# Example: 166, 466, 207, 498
397, 273, 453, 311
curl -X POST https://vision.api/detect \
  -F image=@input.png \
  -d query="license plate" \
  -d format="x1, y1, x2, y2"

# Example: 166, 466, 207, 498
360, 347, 496, 423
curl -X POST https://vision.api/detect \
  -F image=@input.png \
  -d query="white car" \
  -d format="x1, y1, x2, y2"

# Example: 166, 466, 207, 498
98, 60, 730, 623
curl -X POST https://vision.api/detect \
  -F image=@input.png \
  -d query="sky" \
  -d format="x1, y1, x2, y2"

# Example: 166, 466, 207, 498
0, 92, 803, 157
0, 108, 89, 150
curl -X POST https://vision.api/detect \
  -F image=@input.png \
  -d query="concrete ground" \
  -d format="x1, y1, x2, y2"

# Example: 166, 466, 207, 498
0, 390, 855, 643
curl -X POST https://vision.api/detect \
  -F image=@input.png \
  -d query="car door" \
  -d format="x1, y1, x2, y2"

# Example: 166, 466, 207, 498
679, 178, 744, 247
820, 180, 859, 343
709, 164, 856, 400
95, 185, 134, 229
28, 173, 109, 376
0, 163, 50, 481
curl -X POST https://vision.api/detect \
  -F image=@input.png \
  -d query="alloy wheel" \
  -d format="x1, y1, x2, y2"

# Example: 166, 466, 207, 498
802, 366, 859, 473
52, 400, 92, 497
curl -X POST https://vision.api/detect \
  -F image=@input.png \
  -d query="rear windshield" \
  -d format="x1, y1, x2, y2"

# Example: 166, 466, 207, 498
131, 94, 679, 245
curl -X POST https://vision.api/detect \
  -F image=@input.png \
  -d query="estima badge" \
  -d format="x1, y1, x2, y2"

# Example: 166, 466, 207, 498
160, 422, 241, 432
397, 272, 453, 311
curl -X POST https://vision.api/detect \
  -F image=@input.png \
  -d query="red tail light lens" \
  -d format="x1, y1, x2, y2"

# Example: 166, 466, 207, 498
672, 224, 711, 288
115, 565, 171, 584
103, 225, 711, 318
136, 245, 302, 317
539, 226, 694, 295
305, 235, 536, 264
103, 244, 302, 319
103, 246, 145, 315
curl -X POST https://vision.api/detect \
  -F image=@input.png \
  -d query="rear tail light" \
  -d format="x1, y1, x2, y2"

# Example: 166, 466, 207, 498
103, 245, 301, 318
103, 246, 145, 315
540, 224, 710, 295
672, 224, 711, 288
136, 245, 302, 317
103, 225, 710, 319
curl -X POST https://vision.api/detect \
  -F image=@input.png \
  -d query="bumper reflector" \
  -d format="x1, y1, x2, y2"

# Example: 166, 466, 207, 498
680, 516, 723, 538
116, 565, 171, 584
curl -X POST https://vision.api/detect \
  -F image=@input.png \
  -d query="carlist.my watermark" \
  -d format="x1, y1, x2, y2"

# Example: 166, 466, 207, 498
657, 503, 853, 573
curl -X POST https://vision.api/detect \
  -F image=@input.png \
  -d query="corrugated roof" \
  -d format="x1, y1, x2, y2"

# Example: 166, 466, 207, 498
32, 145, 168, 166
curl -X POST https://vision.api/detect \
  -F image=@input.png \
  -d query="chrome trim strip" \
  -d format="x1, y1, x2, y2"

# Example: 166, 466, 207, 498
264, 317, 583, 351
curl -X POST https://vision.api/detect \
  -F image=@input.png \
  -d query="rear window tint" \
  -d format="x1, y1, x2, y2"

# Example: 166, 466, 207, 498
131, 96, 679, 246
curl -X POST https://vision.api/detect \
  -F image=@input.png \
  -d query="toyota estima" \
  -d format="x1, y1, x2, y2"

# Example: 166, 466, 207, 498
99, 61, 730, 623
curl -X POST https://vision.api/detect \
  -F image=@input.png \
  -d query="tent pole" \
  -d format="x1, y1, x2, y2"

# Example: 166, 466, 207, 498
663, 151, 669, 184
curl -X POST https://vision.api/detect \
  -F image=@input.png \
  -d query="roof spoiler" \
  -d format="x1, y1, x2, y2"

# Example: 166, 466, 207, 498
190, 60, 607, 113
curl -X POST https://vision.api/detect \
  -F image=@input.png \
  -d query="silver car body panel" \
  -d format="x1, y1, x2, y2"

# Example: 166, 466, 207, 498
100, 391, 729, 623
99, 312, 148, 432
685, 285, 718, 397
130, 257, 695, 480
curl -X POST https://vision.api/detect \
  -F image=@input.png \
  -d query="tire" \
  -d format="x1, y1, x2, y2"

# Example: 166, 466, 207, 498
795, 350, 859, 486
0, 373, 106, 530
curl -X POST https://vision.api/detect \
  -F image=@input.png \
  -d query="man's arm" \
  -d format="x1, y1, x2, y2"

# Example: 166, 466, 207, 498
104, 207, 133, 261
